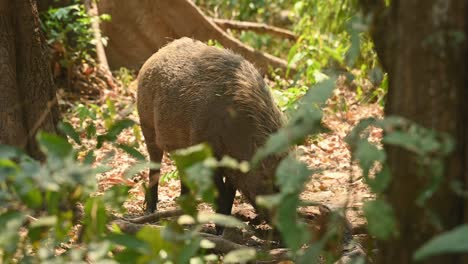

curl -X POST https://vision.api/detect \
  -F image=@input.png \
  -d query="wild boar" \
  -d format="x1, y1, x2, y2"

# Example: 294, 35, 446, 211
137, 37, 284, 222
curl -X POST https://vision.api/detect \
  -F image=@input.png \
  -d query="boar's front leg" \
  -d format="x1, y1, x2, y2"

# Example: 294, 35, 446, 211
214, 171, 236, 235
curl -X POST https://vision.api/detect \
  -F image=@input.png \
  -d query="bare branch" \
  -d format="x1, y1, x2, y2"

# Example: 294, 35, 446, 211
124, 209, 184, 224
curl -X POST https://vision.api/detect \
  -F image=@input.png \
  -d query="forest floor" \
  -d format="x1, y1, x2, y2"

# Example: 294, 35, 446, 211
61, 69, 383, 254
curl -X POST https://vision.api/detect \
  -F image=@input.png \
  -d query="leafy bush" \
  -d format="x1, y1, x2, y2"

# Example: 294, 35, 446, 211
40, 1, 110, 68
0, 133, 125, 262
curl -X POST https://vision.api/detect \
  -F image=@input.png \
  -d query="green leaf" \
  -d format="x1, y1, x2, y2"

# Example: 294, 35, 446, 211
345, 16, 363, 67
275, 194, 309, 251
107, 233, 149, 253
30, 216, 57, 228
171, 144, 215, 211
345, 118, 377, 147
177, 237, 201, 264
103, 185, 131, 210
20, 188, 43, 209
198, 213, 246, 228
88, 241, 113, 262
383, 131, 423, 154
116, 144, 145, 160
256, 194, 283, 210
224, 248, 256, 264
218, 156, 249, 172
185, 162, 216, 204
59, 121, 81, 144
0, 144, 25, 159
0, 211, 25, 255
354, 140, 385, 177
414, 224, 468, 261
97, 119, 136, 148
289, 51, 305, 67
96, 135, 106, 149
100, 14, 111, 21
275, 154, 312, 194
124, 161, 159, 179
86, 123, 97, 138
136, 226, 167, 257
37, 132, 73, 158
252, 130, 292, 165
171, 144, 213, 171
83, 150, 96, 164
363, 199, 398, 240
370, 164, 391, 193
83, 197, 108, 240
107, 119, 136, 140
106, 99, 117, 117
0, 159, 19, 181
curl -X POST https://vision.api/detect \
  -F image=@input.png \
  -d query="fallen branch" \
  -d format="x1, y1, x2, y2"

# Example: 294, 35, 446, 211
110, 219, 246, 254
110, 219, 291, 262
212, 18, 297, 41
200, 232, 247, 253
124, 209, 184, 224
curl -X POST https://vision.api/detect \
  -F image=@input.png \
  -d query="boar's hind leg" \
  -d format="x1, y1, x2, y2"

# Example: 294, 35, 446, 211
141, 123, 163, 214
214, 171, 236, 234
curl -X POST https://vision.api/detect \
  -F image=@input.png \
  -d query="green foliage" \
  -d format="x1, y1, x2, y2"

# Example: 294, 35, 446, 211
347, 116, 454, 198
0, 124, 243, 262
287, 0, 385, 105
115, 67, 136, 88
363, 199, 397, 240
195, 0, 295, 22
196, 0, 384, 107
172, 144, 217, 212
171, 144, 249, 219
414, 224, 468, 261
255, 77, 337, 260
66, 100, 144, 161
346, 116, 454, 240
0, 134, 115, 262
160, 169, 179, 184
40, 0, 110, 67
108, 143, 247, 263
253, 76, 336, 164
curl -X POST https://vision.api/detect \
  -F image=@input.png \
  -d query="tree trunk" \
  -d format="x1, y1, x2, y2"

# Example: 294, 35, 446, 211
0, 0, 59, 160
364, 1, 468, 263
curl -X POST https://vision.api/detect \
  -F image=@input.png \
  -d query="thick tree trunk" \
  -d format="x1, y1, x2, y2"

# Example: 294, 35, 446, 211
364, 1, 468, 263
0, 0, 59, 160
